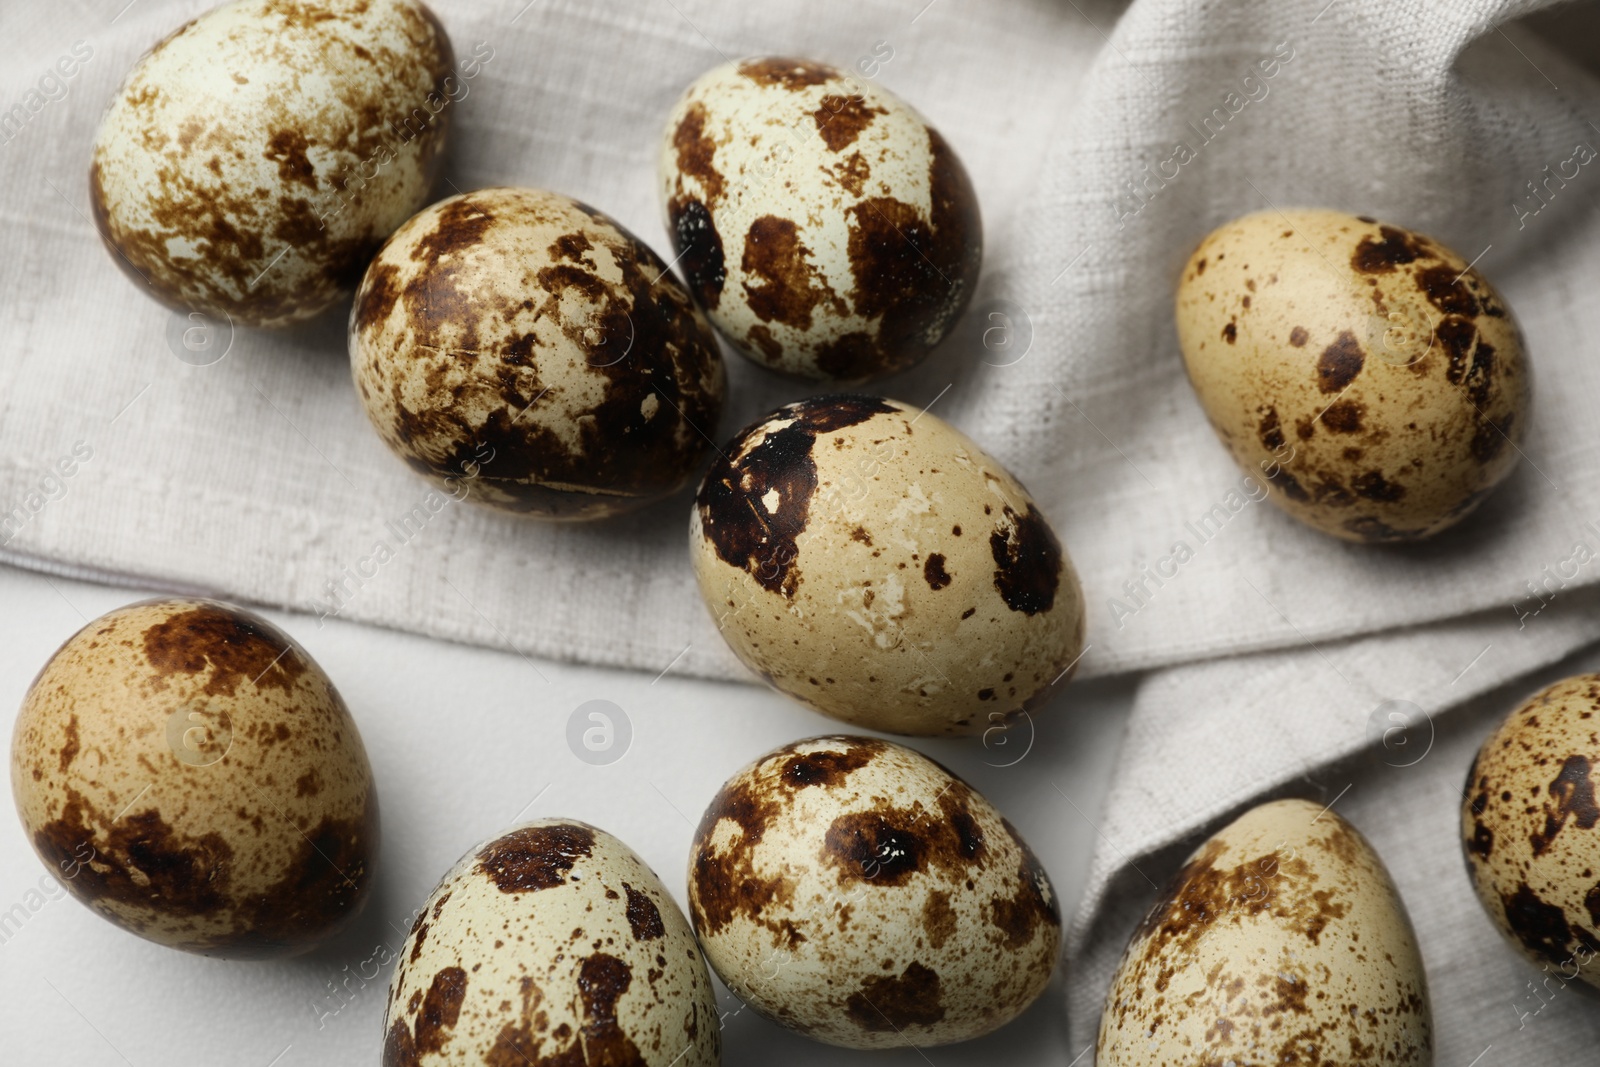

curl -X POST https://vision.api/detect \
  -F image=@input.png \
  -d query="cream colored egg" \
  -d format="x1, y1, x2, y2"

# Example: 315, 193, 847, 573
1463, 673, 1600, 987
687, 736, 1059, 1049
9, 598, 377, 957
659, 57, 981, 382
1176, 209, 1530, 542
383, 820, 719, 1067
91, 0, 456, 327
1098, 798, 1433, 1064
690, 395, 1084, 736
350, 187, 726, 519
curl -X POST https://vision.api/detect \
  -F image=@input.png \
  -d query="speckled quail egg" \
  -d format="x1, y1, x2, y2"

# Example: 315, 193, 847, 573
1098, 798, 1433, 1064
690, 394, 1084, 736
688, 735, 1059, 1049
91, 0, 457, 327
383, 819, 719, 1067
350, 186, 726, 519
9, 598, 377, 957
1176, 209, 1530, 542
1463, 673, 1600, 987
659, 57, 981, 382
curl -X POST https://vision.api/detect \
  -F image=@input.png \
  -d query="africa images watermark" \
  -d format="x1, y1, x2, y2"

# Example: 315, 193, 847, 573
0, 40, 93, 149
0, 441, 95, 549
1113, 39, 1297, 229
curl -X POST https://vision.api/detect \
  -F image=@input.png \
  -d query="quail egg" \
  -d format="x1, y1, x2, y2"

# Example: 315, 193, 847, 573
688, 735, 1060, 1048
690, 394, 1084, 736
1176, 209, 1529, 542
660, 57, 981, 382
91, 0, 457, 327
10, 598, 377, 957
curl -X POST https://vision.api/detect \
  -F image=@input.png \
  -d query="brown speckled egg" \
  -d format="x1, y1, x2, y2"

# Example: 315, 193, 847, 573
1098, 798, 1433, 1064
690, 394, 1084, 736
688, 735, 1059, 1049
91, 0, 456, 327
9, 598, 376, 957
659, 57, 981, 383
1176, 209, 1530, 542
383, 819, 719, 1067
351, 187, 726, 520
1462, 673, 1600, 987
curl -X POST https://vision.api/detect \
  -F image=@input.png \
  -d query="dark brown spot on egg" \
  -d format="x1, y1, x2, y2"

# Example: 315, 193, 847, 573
477, 823, 595, 893
696, 396, 895, 597
824, 811, 925, 885
813, 94, 886, 152
1315, 331, 1364, 393
1351, 470, 1406, 502
1415, 263, 1480, 317
1257, 407, 1285, 451
1501, 882, 1580, 967
264, 129, 317, 191
922, 890, 957, 948
1467, 820, 1494, 859
845, 961, 945, 1030
1529, 755, 1600, 856
690, 776, 796, 940
1289, 325, 1308, 347
672, 101, 724, 203
668, 196, 726, 310
923, 553, 952, 590
59, 715, 79, 773
989, 503, 1062, 615
410, 966, 467, 1057
741, 215, 839, 329
738, 57, 837, 90
623, 883, 665, 941
1351, 224, 1424, 274
779, 744, 878, 790
1321, 400, 1365, 434
142, 603, 306, 696
1222, 322, 1237, 344
1471, 415, 1513, 464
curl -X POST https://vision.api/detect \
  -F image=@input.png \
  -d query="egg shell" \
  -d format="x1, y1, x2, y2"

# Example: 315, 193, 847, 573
659, 57, 981, 382
351, 186, 726, 520
1176, 209, 1530, 542
9, 598, 377, 957
91, 0, 455, 327
687, 735, 1060, 1049
382, 819, 719, 1067
690, 394, 1084, 736
1097, 798, 1433, 1064
1462, 673, 1600, 987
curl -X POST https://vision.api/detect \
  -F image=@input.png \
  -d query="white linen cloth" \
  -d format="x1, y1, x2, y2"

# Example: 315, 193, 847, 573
4, 0, 1600, 1058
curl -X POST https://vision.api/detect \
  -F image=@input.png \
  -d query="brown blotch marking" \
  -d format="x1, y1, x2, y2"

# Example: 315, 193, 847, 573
411, 967, 467, 1056
922, 889, 957, 948
295, 769, 322, 797
989, 502, 1062, 615
741, 215, 838, 329
1257, 407, 1285, 452
1351, 470, 1406, 502
696, 396, 896, 598
839, 128, 982, 378
1502, 882, 1581, 967
850, 526, 872, 545
1351, 224, 1424, 274
264, 129, 316, 191
672, 101, 724, 202
1289, 325, 1308, 347
1315, 330, 1364, 393
1468, 820, 1494, 860
831, 151, 872, 196
690, 775, 796, 940
622, 883, 665, 941
924, 553, 952, 590
1221, 322, 1237, 344
476, 823, 594, 893
59, 715, 80, 773
668, 196, 726, 310
142, 604, 305, 696
1415, 263, 1480, 317
813, 94, 886, 153
738, 57, 837, 90
1587, 882, 1600, 927
779, 743, 878, 791
1530, 755, 1600, 856
1321, 400, 1364, 434
845, 961, 945, 1031
813, 331, 883, 380
1471, 414, 1513, 465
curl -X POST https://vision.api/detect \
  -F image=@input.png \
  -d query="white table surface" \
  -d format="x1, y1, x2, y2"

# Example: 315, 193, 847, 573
0, 562, 1135, 1066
